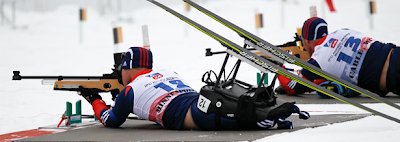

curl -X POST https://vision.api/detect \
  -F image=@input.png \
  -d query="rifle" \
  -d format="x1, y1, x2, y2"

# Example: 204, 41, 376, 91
205, 33, 311, 61
12, 53, 125, 101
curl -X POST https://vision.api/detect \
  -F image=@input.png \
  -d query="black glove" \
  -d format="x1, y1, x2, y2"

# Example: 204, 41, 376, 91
81, 92, 102, 104
276, 118, 293, 129
291, 105, 310, 120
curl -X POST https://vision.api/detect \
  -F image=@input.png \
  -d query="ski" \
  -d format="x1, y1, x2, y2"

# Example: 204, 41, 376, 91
183, 0, 400, 111
146, 0, 400, 123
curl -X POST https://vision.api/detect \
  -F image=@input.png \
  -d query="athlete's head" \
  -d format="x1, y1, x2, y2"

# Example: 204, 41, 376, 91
121, 47, 153, 70
121, 47, 153, 86
301, 17, 328, 56
301, 17, 328, 41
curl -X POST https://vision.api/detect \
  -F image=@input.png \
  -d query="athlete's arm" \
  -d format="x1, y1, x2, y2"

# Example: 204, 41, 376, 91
92, 87, 134, 127
278, 59, 326, 95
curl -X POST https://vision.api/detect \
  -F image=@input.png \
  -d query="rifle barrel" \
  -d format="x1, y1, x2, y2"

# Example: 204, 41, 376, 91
13, 71, 102, 80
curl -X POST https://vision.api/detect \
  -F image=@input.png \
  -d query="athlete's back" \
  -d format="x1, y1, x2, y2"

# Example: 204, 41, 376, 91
312, 29, 375, 85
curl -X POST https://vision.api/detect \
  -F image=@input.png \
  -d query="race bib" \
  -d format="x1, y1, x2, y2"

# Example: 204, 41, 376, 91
197, 95, 211, 113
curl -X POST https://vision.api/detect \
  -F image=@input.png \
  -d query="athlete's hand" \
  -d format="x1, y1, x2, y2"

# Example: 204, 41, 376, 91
292, 105, 310, 120
299, 111, 310, 120
81, 93, 102, 104
276, 118, 293, 129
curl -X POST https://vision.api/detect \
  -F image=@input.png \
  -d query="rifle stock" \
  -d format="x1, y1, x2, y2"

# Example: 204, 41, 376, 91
254, 46, 310, 61
54, 79, 124, 93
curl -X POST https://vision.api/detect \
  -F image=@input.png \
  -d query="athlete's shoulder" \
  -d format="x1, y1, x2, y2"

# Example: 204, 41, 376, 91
145, 69, 179, 77
145, 69, 175, 74
300, 58, 323, 80
313, 29, 361, 52
306, 58, 321, 68
331, 29, 364, 36
156, 69, 177, 73
121, 85, 134, 98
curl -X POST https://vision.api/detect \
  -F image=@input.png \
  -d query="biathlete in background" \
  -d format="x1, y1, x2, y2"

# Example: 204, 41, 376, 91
278, 17, 400, 97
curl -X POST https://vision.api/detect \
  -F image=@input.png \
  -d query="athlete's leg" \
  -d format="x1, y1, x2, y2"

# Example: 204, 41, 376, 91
386, 46, 400, 95
190, 100, 238, 130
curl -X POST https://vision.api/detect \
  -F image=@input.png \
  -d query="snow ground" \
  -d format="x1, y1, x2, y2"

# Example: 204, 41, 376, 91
1, 0, 400, 141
